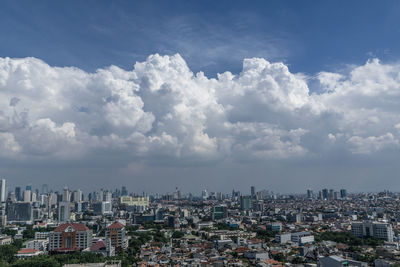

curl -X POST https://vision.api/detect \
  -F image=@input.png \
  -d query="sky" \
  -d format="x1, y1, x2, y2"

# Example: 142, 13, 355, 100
1, 1, 400, 194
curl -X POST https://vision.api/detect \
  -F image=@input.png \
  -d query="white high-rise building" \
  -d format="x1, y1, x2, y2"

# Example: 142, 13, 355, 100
73, 190, 82, 203
63, 187, 70, 202
0, 179, 5, 202
23, 190, 31, 203
201, 190, 208, 200
58, 202, 70, 222
104, 191, 112, 202
31, 192, 37, 202
351, 221, 394, 242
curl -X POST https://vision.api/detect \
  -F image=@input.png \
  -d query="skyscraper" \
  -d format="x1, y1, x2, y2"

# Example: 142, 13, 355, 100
251, 186, 256, 199
58, 202, 70, 222
0, 179, 6, 202
15, 187, 21, 201
307, 189, 314, 199
23, 189, 31, 202
322, 188, 329, 200
240, 196, 253, 211
340, 189, 347, 199
63, 187, 70, 202
41, 184, 48, 195
121, 186, 128, 196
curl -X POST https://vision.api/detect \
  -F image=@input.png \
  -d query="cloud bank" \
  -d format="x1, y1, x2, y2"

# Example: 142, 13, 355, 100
1, 55, 400, 166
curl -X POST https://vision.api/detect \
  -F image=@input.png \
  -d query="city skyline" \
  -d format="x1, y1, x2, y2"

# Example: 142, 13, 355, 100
2, 1, 400, 192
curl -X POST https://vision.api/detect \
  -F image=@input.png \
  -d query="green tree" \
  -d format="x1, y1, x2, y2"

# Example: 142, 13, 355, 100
0, 244, 18, 263
172, 231, 184, 239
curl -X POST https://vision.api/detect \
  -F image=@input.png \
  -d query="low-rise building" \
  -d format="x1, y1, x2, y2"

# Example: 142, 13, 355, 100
0, 235, 12, 245
26, 239, 49, 252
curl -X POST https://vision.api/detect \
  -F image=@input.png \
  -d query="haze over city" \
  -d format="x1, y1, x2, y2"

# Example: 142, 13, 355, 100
1, 1, 400, 193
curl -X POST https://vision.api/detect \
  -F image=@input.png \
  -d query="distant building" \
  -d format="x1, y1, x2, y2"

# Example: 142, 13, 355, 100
121, 186, 128, 196
15, 187, 21, 202
93, 201, 112, 215
240, 196, 253, 211
318, 255, 367, 267
212, 205, 228, 221
251, 186, 256, 199
0, 179, 6, 202
119, 196, 149, 207
23, 189, 31, 203
275, 233, 291, 244
266, 222, 282, 232
340, 189, 347, 199
291, 231, 314, 244
307, 189, 314, 199
0, 205, 6, 226
351, 221, 394, 242
322, 189, 329, 200
58, 202, 70, 222
6, 202, 33, 223
49, 223, 92, 252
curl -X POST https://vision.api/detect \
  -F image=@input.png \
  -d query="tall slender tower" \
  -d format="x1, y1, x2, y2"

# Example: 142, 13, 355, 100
0, 179, 6, 202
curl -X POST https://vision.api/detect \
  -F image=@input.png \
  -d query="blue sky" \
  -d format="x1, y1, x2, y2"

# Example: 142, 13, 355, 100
1, 1, 400, 76
2, 1, 400, 194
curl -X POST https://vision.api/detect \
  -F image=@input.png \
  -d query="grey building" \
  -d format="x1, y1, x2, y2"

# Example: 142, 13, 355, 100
240, 196, 253, 211
6, 202, 33, 223
351, 221, 394, 242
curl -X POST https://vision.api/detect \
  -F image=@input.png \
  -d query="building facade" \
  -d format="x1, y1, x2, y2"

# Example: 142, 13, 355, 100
351, 221, 394, 242
49, 223, 92, 252
105, 221, 128, 253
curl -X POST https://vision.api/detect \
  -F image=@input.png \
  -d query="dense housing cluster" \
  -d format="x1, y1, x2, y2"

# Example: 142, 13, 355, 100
0, 179, 399, 266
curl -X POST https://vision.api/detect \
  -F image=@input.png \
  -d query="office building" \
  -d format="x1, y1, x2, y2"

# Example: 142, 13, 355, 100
266, 222, 282, 232
0, 205, 6, 226
58, 202, 70, 222
72, 190, 82, 203
0, 179, 6, 202
201, 189, 208, 200
121, 186, 128, 196
340, 189, 347, 199
49, 223, 92, 252
105, 221, 128, 252
275, 233, 291, 244
15, 187, 21, 201
103, 191, 112, 202
251, 186, 256, 199
318, 256, 366, 267
307, 189, 314, 199
119, 196, 149, 207
23, 189, 31, 203
329, 189, 334, 200
63, 187, 70, 202
351, 221, 394, 242
240, 196, 253, 211
322, 189, 329, 200
93, 201, 112, 215
212, 205, 228, 220
6, 202, 33, 223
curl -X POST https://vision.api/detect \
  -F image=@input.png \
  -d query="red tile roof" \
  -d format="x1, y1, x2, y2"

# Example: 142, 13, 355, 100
18, 249, 38, 254
53, 223, 89, 232
90, 240, 107, 251
107, 221, 125, 230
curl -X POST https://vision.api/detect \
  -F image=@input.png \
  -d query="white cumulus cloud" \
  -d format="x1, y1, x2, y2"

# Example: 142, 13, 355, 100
1, 54, 400, 164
